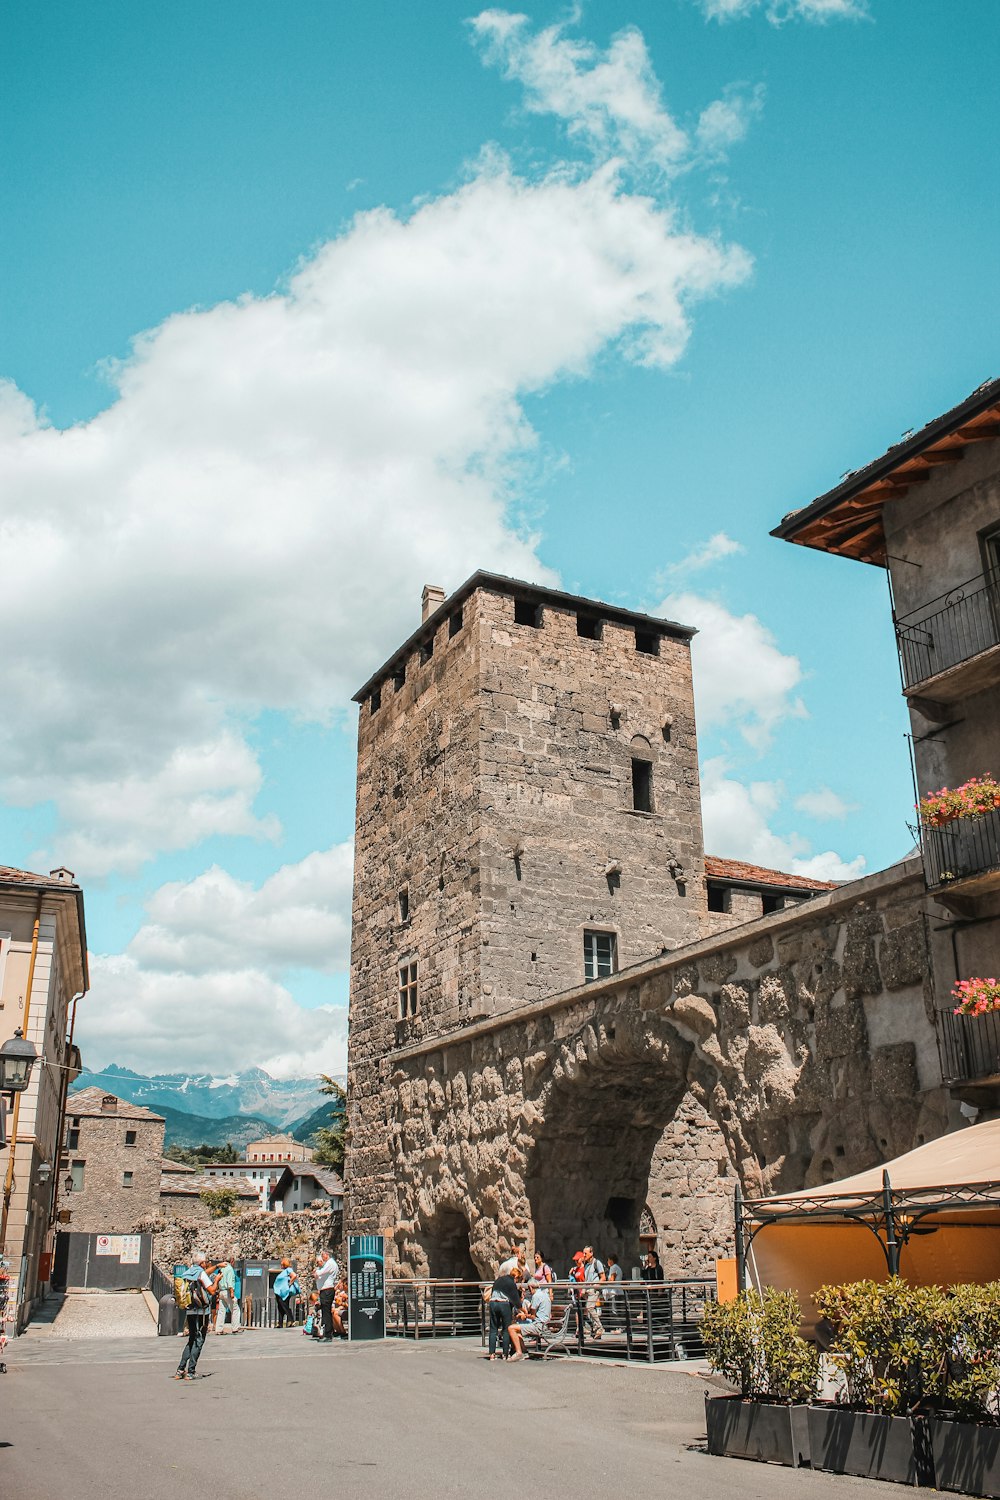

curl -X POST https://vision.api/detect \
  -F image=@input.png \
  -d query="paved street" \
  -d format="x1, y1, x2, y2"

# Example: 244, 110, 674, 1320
1, 1330, 887, 1500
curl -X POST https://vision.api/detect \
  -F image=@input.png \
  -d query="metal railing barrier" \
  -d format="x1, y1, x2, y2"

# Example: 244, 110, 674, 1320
921, 804, 1000, 890
895, 569, 1000, 691
384, 1276, 716, 1361
936, 1005, 1000, 1087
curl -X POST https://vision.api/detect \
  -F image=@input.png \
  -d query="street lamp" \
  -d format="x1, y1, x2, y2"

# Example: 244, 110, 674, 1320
0, 1029, 39, 1096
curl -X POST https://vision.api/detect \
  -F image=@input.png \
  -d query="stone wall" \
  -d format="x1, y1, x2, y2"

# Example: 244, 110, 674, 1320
148, 1208, 343, 1275
361, 859, 956, 1279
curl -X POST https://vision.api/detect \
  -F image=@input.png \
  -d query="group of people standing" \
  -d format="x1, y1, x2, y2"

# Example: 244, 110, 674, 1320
173, 1246, 343, 1380
485, 1246, 665, 1361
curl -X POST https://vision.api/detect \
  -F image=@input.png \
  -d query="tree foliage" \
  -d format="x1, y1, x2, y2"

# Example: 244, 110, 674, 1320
703, 1288, 819, 1401
165, 1141, 240, 1167
199, 1186, 239, 1219
313, 1076, 346, 1171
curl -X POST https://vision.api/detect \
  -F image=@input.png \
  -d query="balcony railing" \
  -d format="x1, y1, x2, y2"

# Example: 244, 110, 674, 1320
921, 806, 1000, 892
936, 1005, 1000, 1088
895, 570, 1000, 693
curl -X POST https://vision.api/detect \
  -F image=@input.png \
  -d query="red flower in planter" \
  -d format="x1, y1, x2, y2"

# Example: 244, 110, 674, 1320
919, 776, 1000, 827
953, 978, 1000, 1017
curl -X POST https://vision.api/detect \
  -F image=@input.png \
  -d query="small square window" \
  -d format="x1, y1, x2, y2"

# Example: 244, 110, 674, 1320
448, 608, 463, 638
370, 686, 382, 713
398, 887, 410, 924
514, 599, 542, 628
707, 883, 731, 914
576, 614, 602, 640
762, 891, 785, 915
398, 960, 419, 1019
583, 930, 617, 983
631, 758, 653, 813
124, 1129, 137, 1147
635, 630, 659, 656
122, 1170, 134, 1188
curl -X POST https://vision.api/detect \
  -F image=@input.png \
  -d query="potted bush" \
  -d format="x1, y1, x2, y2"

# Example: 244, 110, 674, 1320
931, 1282, 1000, 1499
809, 1278, 947, 1486
702, 1287, 817, 1467
919, 776, 1000, 828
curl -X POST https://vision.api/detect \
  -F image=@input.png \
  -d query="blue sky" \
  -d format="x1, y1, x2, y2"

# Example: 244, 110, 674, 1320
2, 0, 998, 1076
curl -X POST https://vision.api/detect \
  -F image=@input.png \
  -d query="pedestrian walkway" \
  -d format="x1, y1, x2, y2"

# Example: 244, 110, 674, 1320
12, 1324, 345, 1366
22, 1290, 156, 1340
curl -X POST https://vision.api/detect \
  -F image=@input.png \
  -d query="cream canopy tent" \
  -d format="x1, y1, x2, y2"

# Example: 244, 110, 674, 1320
737, 1120, 1000, 1333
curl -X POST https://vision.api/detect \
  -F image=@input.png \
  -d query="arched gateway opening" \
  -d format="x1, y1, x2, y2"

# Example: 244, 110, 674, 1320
421, 1205, 480, 1280
525, 1020, 694, 1273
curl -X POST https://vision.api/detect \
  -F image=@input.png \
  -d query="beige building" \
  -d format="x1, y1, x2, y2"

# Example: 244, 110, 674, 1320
59, 1089, 165, 1233
244, 1134, 314, 1165
0, 865, 87, 1330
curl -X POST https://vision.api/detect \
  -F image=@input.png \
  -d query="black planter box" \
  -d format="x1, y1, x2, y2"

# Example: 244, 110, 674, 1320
705, 1394, 810, 1467
807, 1405, 924, 1486
931, 1418, 1000, 1498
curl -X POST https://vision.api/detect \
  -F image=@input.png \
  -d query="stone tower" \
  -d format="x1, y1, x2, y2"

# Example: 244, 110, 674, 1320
347, 571, 707, 1236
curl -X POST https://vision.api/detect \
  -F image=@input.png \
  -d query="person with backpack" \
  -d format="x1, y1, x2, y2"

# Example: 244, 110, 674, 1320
273, 1259, 301, 1329
173, 1252, 216, 1380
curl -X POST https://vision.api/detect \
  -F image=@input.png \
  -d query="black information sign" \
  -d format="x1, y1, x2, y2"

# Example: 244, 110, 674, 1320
348, 1234, 385, 1341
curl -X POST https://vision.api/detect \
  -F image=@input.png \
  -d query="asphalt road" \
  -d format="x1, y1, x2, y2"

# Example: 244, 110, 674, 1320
1, 1332, 886, 1500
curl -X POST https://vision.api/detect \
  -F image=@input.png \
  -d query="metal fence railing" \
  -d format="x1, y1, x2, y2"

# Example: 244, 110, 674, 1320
149, 1262, 174, 1306
936, 1006, 1000, 1087
921, 805, 1000, 890
385, 1277, 716, 1362
895, 570, 1000, 692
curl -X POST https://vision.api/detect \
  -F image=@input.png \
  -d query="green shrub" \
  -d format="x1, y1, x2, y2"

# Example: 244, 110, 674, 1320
942, 1282, 1000, 1423
702, 1288, 820, 1401
814, 1278, 951, 1414
199, 1186, 238, 1219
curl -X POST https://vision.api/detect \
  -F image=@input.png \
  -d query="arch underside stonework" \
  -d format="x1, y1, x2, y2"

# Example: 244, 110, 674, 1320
372, 873, 952, 1278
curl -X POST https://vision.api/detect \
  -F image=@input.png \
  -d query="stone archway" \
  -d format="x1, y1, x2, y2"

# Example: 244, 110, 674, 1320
420, 1204, 479, 1280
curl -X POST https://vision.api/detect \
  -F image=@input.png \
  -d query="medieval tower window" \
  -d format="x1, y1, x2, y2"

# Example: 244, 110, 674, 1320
393, 664, 406, 692
397, 887, 410, 924
124, 1129, 137, 1147
398, 960, 419, 1019
583, 930, 617, 982
707, 883, 731, 914
576, 612, 602, 639
448, 607, 463, 637
635, 629, 659, 656
369, 686, 381, 714
631, 758, 653, 813
514, 598, 542, 628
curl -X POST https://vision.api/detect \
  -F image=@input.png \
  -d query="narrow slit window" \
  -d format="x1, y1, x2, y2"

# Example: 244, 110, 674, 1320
583, 930, 618, 982
631, 758, 653, 813
370, 686, 381, 714
66, 1127, 80, 1150
70, 1161, 85, 1192
420, 636, 434, 663
514, 599, 542, 628
398, 960, 419, 1019
576, 613, 602, 640
393, 664, 406, 692
398, 887, 410, 924
448, 608, 463, 638
635, 629, 659, 656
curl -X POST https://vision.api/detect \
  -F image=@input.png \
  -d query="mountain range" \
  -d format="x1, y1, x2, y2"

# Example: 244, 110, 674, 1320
72, 1064, 344, 1148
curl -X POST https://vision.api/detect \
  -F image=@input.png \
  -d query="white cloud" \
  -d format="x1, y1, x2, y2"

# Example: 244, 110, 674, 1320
696, 0, 868, 22
656, 590, 806, 748
701, 758, 866, 880
1, 152, 749, 877
77, 954, 347, 1079
128, 843, 354, 976
794, 786, 859, 821
469, 10, 760, 171
667, 531, 745, 575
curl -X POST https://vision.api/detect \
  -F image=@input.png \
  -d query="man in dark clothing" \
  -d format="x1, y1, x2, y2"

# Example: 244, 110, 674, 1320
640, 1251, 664, 1282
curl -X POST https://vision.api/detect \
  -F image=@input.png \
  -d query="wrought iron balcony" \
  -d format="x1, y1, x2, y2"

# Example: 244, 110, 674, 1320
895, 570, 1000, 712
921, 805, 1000, 897
936, 1004, 1000, 1089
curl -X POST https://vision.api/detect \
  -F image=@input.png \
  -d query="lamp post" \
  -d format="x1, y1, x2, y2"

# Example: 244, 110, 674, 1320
0, 1028, 40, 1248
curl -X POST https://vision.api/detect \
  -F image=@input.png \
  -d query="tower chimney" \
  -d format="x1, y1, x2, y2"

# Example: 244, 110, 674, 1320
421, 584, 446, 622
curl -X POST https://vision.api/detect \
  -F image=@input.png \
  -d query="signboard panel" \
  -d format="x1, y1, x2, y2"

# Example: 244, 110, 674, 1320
120, 1235, 142, 1265
348, 1234, 385, 1341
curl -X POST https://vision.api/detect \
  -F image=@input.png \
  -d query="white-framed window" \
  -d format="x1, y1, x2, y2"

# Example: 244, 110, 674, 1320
583, 930, 618, 983
122, 1170, 133, 1188
70, 1160, 85, 1192
398, 960, 419, 1019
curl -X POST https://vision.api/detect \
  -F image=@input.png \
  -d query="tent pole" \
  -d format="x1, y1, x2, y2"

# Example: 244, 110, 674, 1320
882, 1169, 900, 1276
734, 1182, 746, 1292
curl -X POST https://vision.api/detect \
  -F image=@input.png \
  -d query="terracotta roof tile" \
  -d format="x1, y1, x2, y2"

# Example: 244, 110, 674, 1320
704, 855, 839, 892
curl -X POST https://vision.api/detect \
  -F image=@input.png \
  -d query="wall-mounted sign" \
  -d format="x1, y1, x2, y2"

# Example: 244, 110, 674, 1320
348, 1234, 384, 1341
